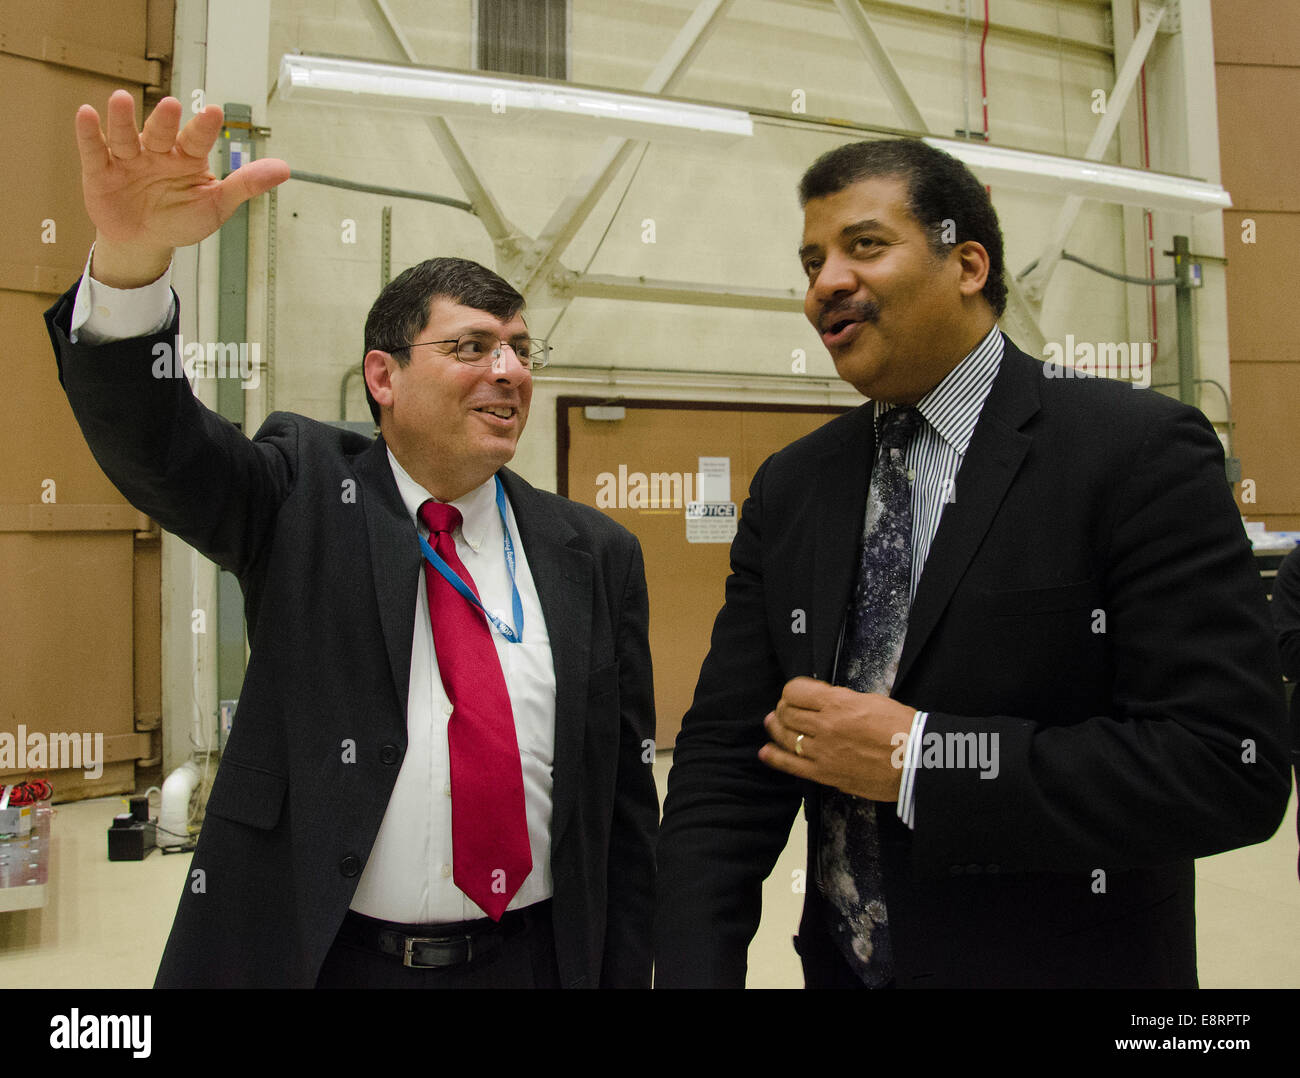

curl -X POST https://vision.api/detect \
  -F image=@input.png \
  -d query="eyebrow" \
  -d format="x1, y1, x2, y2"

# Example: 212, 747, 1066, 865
450, 322, 531, 339
798, 217, 892, 262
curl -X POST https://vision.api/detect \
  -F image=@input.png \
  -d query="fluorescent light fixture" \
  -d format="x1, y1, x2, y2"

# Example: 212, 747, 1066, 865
276, 54, 754, 144
923, 136, 1231, 214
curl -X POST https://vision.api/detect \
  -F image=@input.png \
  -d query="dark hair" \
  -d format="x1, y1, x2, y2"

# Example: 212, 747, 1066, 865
362, 257, 526, 423
798, 139, 1007, 316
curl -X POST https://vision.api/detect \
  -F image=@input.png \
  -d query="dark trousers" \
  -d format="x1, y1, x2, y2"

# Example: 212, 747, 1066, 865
316, 902, 560, 988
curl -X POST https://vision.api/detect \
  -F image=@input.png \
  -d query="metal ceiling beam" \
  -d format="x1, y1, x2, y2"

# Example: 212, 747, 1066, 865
785, 0, 1116, 59
1020, 3, 1168, 301
519, 0, 736, 295
560, 272, 804, 313
831, 0, 927, 132
360, 0, 521, 256
827, 0, 1041, 350
339, 0, 1043, 347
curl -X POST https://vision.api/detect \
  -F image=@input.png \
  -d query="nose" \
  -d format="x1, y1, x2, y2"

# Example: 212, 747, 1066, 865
489, 342, 530, 382
808, 249, 859, 306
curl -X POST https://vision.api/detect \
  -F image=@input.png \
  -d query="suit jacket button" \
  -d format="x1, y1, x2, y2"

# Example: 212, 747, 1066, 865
965, 863, 982, 875
339, 855, 360, 877
380, 744, 400, 765
949, 865, 963, 876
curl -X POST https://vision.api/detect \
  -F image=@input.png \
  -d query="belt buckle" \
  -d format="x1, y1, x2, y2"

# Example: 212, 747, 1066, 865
402, 934, 470, 968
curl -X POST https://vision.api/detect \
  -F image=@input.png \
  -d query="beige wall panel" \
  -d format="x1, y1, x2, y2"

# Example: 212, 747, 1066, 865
1215, 65, 1300, 213
0, 57, 141, 295
1, 0, 148, 58
564, 402, 844, 747
0, 0, 154, 806
1221, 212, 1300, 364
1230, 363, 1300, 518
0, 291, 132, 505
1212, 0, 1300, 66
0, 530, 135, 733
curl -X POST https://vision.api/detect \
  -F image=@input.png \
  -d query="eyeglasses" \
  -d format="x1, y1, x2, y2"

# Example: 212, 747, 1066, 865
397, 331, 551, 370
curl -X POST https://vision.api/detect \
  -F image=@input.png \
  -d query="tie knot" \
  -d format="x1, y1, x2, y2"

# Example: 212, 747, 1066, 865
419, 500, 463, 536
878, 406, 921, 454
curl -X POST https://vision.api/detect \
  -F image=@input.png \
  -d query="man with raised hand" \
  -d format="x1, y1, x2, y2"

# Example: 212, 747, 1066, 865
655, 138, 1289, 989
48, 92, 657, 988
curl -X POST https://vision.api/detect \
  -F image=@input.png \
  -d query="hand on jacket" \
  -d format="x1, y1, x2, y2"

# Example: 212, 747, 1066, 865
760, 676, 916, 801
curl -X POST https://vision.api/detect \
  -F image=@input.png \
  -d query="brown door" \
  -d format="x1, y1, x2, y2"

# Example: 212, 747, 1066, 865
560, 399, 848, 747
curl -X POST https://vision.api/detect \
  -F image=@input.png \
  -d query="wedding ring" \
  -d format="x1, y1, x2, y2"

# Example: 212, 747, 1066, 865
794, 733, 805, 757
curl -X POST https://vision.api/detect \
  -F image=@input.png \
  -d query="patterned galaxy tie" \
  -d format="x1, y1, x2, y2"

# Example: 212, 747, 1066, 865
818, 405, 921, 986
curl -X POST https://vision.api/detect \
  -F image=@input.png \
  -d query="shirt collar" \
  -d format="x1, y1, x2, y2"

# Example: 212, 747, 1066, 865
873, 324, 1004, 458
386, 448, 497, 553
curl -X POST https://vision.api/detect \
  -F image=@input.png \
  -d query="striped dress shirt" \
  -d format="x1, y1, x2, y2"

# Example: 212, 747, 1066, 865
871, 325, 1005, 828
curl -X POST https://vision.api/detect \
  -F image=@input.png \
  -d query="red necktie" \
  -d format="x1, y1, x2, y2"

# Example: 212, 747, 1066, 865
418, 500, 532, 920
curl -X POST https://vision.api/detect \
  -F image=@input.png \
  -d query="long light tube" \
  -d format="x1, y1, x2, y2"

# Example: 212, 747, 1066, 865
276, 54, 754, 144
924, 136, 1231, 214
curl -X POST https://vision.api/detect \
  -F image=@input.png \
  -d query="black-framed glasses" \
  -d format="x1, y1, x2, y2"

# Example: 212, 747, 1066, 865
398, 331, 551, 370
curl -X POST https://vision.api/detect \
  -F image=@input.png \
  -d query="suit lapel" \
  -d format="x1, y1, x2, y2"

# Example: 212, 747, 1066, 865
497, 469, 592, 856
354, 436, 420, 717
895, 339, 1040, 687
812, 406, 875, 680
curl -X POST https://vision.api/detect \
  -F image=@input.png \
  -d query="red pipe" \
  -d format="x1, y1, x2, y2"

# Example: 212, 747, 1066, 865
980, 0, 990, 140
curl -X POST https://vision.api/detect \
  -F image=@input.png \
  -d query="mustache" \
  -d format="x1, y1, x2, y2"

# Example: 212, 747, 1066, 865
818, 299, 880, 332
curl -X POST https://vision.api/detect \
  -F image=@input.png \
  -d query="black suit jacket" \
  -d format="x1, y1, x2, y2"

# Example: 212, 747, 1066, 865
45, 286, 658, 988
1272, 544, 1300, 750
1269, 543, 1300, 877
655, 336, 1290, 988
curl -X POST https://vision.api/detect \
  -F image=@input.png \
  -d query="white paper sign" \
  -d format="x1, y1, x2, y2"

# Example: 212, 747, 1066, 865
696, 456, 731, 503
686, 501, 738, 543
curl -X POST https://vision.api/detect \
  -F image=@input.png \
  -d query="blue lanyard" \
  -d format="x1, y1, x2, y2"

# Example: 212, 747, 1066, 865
417, 475, 523, 644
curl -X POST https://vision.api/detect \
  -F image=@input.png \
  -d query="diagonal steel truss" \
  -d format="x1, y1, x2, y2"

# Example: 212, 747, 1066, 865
352, 0, 1193, 358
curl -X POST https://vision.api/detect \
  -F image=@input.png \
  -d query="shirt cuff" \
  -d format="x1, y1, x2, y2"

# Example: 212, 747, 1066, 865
896, 710, 927, 830
71, 245, 175, 345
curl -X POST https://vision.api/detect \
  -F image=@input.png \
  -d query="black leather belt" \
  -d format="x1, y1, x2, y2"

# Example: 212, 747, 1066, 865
337, 903, 547, 969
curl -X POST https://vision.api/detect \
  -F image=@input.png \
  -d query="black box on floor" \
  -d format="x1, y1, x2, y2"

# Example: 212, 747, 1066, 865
107, 817, 156, 861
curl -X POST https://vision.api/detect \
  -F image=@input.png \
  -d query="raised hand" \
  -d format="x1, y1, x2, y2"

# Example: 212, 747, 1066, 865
76, 90, 290, 287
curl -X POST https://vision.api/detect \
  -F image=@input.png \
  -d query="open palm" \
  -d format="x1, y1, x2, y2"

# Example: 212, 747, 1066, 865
77, 91, 289, 283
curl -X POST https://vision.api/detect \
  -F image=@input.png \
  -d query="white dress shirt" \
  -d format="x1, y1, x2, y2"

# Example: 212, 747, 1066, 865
70, 248, 175, 343
350, 454, 557, 923
72, 252, 559, 923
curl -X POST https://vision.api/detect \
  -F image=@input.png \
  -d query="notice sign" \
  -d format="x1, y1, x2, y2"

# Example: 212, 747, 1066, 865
686, 500, 738, 544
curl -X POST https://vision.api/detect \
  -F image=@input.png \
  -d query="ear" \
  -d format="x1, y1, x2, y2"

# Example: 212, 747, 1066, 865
954, 240, 990, 299
363, 349, 397, 413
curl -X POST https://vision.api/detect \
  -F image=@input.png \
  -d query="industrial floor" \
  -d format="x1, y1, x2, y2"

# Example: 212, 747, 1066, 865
1, 756, 1296, 990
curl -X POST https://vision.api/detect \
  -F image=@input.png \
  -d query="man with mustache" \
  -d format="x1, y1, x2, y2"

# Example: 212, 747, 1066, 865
46, 91, 657, 987
655, 138, 1289, 988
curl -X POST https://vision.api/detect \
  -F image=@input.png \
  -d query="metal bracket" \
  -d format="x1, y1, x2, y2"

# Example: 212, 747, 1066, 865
222, 119, 273, 139
1142, 0, 1180, 34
